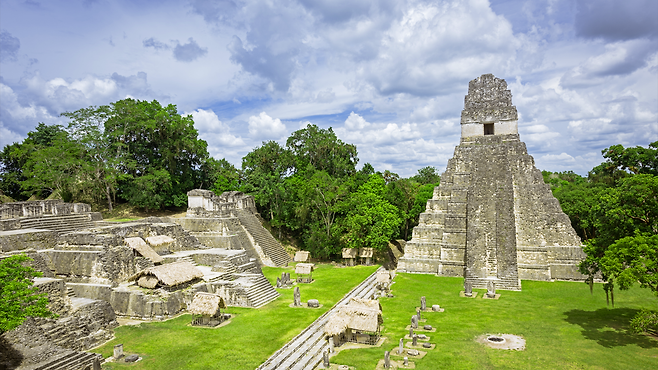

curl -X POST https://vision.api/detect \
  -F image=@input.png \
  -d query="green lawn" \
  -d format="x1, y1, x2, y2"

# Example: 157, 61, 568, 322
97, 268, 658, 369
96, 264, 379, 370
332, 273, 658, 370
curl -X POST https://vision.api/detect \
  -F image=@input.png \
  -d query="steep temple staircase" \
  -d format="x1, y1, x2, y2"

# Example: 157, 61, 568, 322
235, 209, 291, 267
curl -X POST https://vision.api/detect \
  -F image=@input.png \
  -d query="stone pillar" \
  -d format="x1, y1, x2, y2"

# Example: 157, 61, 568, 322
487, 281, 496, 298
464, 281, 473, 297
417, 307, 421, 320
384, 351, 390, 368
114, 344, 124, 359
420, 296, 426, 311
294, 287, 301, 306
328, 336, 335, 353
276, 277, 282, 288
399, 338, 404, 354
409, 327, 414, 338
411, 315, 418, 329
404, 356, 409, 366
412, 334, 418, 347
323, 350, 329, 368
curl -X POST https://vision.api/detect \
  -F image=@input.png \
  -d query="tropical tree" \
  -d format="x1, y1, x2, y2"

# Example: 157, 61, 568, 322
0, 254, 54, 333
340, 174, 402, 251
241, 141, 294, 226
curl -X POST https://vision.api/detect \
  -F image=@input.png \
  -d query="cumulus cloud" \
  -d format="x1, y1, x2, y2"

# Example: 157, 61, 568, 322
188, 108, 245, 151
575, 0, 658, 41
20, 72, 152, 115
248, 112, 287, 139
344, 112, 369, 130
0, 30, 20, 62
173, 38, 208, 62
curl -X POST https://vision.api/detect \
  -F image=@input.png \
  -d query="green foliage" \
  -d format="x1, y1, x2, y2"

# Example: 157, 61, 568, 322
20, 131, 86, 200
241, 141, 293, 223
340, 174, 402, 251
600, 233, 658, 296
286, 124, 358, 178
412, 166, 441, 185
0, 254, 54, 333
629, 309, 658, 334
206, 158, 240, 195
0, 123, 67, 200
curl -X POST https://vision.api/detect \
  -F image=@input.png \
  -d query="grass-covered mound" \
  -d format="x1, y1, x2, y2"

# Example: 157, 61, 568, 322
96, 264, 378, 369
333, 273, 658, 370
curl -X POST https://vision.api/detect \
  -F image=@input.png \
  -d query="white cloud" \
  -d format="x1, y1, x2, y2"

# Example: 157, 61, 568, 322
248, 112, 287, 140
344, 112, 369, 130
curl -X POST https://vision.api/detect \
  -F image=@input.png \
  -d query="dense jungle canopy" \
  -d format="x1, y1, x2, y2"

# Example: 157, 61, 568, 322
0, 99, 656, 308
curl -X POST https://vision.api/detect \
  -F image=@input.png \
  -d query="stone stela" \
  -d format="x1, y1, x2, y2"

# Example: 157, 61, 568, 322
397, 73, 587, 290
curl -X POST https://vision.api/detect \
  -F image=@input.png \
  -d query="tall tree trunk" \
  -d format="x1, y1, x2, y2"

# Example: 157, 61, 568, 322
589, 277, 594, 295
611, 286, 614, 307
105, 184, 113, 211
605, 289, 609, 306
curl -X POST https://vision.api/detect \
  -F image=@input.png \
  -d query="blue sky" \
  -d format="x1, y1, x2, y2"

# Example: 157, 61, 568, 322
1, 0, 656, 177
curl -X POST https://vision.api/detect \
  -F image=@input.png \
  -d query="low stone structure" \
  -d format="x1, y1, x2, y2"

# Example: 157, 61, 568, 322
324, 298, 383, 346
295, 263, 315, 283
398, 74, 586, 290
189, 292, 228, 327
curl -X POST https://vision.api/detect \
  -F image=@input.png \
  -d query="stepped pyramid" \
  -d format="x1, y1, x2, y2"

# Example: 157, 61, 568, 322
398, 74, 585, 290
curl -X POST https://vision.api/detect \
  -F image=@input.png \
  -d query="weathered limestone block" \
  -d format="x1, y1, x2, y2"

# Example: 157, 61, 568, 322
40, 250, 102, 276
0, 229, 57, 252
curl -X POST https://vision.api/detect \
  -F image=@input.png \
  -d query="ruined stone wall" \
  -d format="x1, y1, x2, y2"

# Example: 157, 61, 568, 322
0, 229, 58, 252
186, 189, 257, 217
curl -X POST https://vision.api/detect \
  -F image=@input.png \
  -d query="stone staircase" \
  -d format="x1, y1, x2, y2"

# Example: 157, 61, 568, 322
235, 209, 291, 267
176, 255, 197, 265
465, 275, 521, 291
20, 214, 94, 235
256, 267, 382, 370
236, 273, 280, 308
33, 350, 102, 370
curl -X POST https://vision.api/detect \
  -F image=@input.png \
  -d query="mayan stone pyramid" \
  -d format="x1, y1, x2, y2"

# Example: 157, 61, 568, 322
397, 74, 585, 290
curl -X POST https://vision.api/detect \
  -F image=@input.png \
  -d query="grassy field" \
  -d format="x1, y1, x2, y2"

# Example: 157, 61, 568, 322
96, 264, 379, 370
96, 266, 657, 369
332, 273, 658, 370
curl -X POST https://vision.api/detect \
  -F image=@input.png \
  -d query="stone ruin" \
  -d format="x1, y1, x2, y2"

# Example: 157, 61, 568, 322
0, 192, 290, 369
183, 190, 291, 267
398, 74, 586, 290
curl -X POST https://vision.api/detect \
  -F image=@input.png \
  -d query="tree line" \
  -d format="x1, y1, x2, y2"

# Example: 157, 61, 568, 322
543, 141, 657, 332
0, 98, 440, 258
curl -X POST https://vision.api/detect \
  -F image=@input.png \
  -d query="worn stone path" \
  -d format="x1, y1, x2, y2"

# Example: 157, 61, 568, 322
256, 266, 383, 370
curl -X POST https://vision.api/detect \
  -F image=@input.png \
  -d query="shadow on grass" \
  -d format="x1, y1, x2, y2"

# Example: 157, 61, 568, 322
564, 308, 657, 348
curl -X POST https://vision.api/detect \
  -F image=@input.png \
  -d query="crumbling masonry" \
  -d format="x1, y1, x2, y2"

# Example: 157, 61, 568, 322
397, 74, 586, 290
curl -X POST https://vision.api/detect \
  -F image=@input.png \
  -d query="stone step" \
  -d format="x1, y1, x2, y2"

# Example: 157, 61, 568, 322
245, 275, 280, 308
35, 351, 101, 370
235, 210, 291, 267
